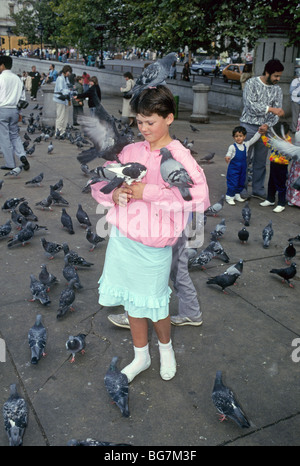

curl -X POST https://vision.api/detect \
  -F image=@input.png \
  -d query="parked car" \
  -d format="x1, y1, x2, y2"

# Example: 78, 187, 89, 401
222, 63, 245, 83
191, 59, 227, 76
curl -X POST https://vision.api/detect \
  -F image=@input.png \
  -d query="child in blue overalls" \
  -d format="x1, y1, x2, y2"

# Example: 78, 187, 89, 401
225, 126, 262, 205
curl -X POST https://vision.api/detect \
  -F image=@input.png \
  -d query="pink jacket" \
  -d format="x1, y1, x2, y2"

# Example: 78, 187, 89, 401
91, 139, 210, 248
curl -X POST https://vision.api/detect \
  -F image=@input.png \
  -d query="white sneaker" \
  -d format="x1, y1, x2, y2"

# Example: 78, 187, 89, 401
273, 205, 285, 213
225, 195, 235, 205
260, 200, 275, 207
234, 193, 246, 202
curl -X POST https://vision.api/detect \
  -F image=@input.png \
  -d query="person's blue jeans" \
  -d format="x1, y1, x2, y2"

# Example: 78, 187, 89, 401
0, 108, 26, 168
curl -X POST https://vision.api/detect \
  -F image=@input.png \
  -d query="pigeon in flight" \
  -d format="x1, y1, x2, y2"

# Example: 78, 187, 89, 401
283, 242, 296, 264
207, 272, 239, 293
262, 220, 273, 248
242, 201, 251, 226
267, 129, 300, 162
212, 371, 250, 428
77, 100, 133, 165
270, 262, 297, 287
29, 274, 51, 305
204, 195, 224, 217
66, 334, 86, 363
104, 356, 129, 418
56, 278, 77, 319
129, 52, 177, 107
28, 314, 47, 364
25, 172, 44, 186
100, 162, 147, 194
159, 147, 194, 201
2, 384, 28, 446
61, 208, 75, 234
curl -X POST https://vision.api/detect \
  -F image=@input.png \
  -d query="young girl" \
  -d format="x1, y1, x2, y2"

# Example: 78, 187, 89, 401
91, 86, 209, 383
286, 116, 300, 207
260, 121, 292, 212
75, 76, 101, 116
225, 125, 261, 205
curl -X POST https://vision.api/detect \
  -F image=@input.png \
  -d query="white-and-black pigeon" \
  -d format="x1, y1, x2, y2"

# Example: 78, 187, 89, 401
29, 274, 51, 305
76, 204, 92, 228
41, 237, 63, 259
104, 356, 129, 418
2, 197, 25, 211
100, 162, 147, 194
212, 371, 250, 428
159, 147, 194, 201
2, 384, 28, 446
28, 314, 47, 364
66, 334, 86, 363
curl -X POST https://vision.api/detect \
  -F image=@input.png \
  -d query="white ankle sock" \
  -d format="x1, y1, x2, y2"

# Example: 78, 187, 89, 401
121, 344, 151, 383
158, 340, 176, 381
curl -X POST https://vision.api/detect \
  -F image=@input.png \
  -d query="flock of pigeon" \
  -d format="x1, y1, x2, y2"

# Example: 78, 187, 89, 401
1, 53, 300, 446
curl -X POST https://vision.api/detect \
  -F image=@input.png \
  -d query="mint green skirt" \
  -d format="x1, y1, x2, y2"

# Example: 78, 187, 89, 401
98, 227, 172, 322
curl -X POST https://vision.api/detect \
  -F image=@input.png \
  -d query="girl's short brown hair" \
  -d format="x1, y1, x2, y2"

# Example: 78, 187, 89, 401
131, 85, 176, 118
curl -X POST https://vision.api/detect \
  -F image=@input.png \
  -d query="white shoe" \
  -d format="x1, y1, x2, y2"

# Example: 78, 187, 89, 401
225, 195, 235, 205
273, 205, 285, 213
260, 200, 275, 207
234, 193, 246, 202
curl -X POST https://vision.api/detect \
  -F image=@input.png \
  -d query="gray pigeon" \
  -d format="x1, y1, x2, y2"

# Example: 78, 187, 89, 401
270, 262, 297, 287
159, 147, 194, 201
11, 208, 26, 229
61, 208, 74, 234
7, 222, 35, 248
130, 53, 177, 107
2, 384, 28, 446
262, 220, 273, 248
207, 272, 239, 293
41, 237, 63, 259
62, 243, 94, 267
19, 201, 38, 221
2, 197, 25, 211
242, 202, 251, 226
86, 227, 105, 251
35, 195, 53, 211
25, 172, 43, 186
56, 278, 77, 319
47, 141, 54, 153
52, 178, 63, 192
66, 334, 87, 363
28, 314, 47, 364
0, 220, 12, 238
210, 218, 226, 238
200, 152, 215, 163
50, 185, 69, 206
76, 204, 92, 228
210, 234, 230, 263
4, 166, 22, 177
100, 162, 147, 194
212, 371, 250, 428
204, 195, 225, 216
188, 243, 215, 269
29, 274, 51, 305
63, 255, 83, 289
104, 356, 129, 418
225, 259, 244, 276
39, 264, 58, 290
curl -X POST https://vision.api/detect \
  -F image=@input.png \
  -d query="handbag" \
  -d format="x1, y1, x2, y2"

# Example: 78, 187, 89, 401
123, 91, 132, 99
17, 99, 29, 110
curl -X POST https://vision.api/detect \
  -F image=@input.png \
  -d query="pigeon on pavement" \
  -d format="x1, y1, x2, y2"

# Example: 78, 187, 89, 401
29, 274, 51, 305
100, 162, 147, 194
39, 264, 58, 290
200, 152, 215, 163
159, 147, 194, 201
238, 227, 249, 243
242, 202, 251, 226
25, 172, 43, 186
41, 237, 63, 259
66, 334, 87, 363
283, 242, 296, 264
207, 272, 240, 293
212, 371, 250, 428
270, 262, 297, 287
86, 227, 105, 251
19, 201, 38, 221
56, 278, 77, 319
204, 195, 224, 216
2, 197, 25, 211
63, 255, 83, 289
262, 220, 273, 248
288, 234, 300, 242
188, 243, 215, 269
28, 314, 47, 364
62, 243, 94, 267
76, 203, 92, 228
61, 208, 75, 234
0, 220, 12, 238
225, 259, 244, 276
50, 185, 69, 206
104, 356, 129, 418
7, 222, 35, 248
2, 383, 28, 446
52, 178, 63, 192
210, 218, 226, 238
4, 166, 22, 177
35, 195, 53, 211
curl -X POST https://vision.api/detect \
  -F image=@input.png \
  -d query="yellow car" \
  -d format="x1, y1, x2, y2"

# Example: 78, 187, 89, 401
222, 64, 245, 83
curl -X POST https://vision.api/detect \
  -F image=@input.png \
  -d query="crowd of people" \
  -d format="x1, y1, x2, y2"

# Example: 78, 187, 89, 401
0, 53, 299, 385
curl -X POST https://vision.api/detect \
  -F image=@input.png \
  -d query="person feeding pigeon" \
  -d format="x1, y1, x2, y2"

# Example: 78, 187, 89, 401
91, 85, 209, 383
225, 125, 262, 205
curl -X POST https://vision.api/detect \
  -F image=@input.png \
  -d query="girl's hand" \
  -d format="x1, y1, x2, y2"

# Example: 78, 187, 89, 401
127, 182, 145, 199
112, 186, 133, 206
225, 156, 231, 164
